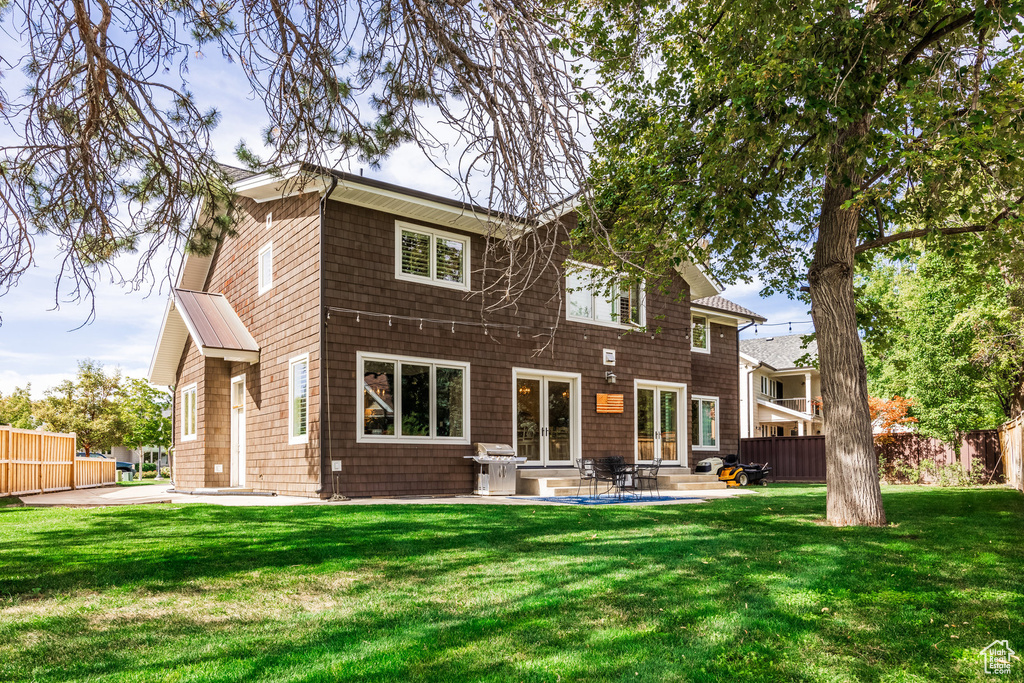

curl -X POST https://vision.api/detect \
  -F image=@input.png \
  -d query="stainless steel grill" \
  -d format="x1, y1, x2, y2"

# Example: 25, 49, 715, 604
466, 443, 524, 496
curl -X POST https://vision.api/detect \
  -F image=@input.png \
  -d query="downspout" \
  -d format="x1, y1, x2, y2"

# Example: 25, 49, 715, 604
169, 383, 176, 485
318, 175, 339, 497
737, 321, 757, 442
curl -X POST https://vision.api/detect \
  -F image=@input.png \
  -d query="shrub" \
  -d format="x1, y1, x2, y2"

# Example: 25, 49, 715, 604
160, 467, 170, 478
140, 463, 156, 472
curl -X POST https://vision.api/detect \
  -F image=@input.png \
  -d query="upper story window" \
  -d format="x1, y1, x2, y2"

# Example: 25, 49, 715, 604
565, 262, 644, 328
181, 383, 197, 441
258, 243, 273, 294
760, 376, 783, 399
691, 314, 710, 353
289, 354, 309, 445
395, 222, 470, 290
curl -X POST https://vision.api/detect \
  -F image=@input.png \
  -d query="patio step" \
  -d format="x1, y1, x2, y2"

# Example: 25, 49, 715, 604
516, 469, 727, 496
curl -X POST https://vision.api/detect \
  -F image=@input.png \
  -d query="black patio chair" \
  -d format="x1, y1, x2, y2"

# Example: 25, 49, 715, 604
575, 458, 597, 497
635, 457, 662, 498
593, 457, 622, 496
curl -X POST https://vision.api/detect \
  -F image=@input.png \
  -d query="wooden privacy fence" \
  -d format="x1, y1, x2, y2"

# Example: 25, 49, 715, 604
999, 415, 1024, 492
0, 425, 116, 496
740, 435, 827, 481
740, 430, 1001, 483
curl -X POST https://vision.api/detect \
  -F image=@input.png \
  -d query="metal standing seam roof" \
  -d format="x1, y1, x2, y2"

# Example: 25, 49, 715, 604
173, 289, 260, 354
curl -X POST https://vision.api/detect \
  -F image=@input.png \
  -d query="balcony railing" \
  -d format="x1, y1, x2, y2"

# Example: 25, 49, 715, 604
767, 397, 822, 416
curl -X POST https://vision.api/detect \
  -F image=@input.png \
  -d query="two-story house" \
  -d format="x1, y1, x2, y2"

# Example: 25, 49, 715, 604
739, 335, 823, 438
148, 163, 764, 498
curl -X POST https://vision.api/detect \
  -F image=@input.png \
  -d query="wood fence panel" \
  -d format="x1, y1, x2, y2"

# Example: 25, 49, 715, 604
999, 416, 1023, 492
0, 426, 8, 496
74, 458, 116, 488
740, 436, 826, 481
0, 426, 78, 496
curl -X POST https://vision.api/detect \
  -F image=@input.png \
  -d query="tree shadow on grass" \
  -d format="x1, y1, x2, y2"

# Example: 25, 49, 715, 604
1, 486, 1022, 682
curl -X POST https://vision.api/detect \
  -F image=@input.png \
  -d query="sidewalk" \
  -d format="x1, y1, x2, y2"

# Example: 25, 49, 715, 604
17, 483, 752, 508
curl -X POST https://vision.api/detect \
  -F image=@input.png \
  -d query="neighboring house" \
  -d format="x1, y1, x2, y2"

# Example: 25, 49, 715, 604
739, 334, 823, 437
148, 163, 764, 497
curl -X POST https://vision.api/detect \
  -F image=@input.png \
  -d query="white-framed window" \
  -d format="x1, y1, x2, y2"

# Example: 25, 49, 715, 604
258, 242, 273, 294
395, 222, 470, 290
289, 354, 309, 445
358, 352, 470, 444
565, 261, 644, 328
691, 395, 719, 450
181, 383, 197, 441
691, 314, 710, 353
760, 376, 783, 399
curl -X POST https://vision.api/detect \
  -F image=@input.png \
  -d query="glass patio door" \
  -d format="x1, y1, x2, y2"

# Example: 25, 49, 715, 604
636, 383, 684, 465
515, 373, 577, 466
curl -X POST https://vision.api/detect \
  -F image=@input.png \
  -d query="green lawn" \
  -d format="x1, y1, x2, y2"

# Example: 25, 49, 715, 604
115, 479, 163, 487
1, 485, 1021, 682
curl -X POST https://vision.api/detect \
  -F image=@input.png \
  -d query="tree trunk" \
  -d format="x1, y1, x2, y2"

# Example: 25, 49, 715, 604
809, 116, 887, 527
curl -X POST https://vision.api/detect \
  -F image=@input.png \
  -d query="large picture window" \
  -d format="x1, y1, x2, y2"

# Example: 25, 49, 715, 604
565, 262, 644, 328
358, 353, 469, 443
181, 383, 197, 441
395, 222, 470, 290
691, 396, 719, 450
289, 355, 309, 444
691, 314, 710, 352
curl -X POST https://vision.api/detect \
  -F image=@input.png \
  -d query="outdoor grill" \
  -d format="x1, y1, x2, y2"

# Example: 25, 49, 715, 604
466, 443, 525, 496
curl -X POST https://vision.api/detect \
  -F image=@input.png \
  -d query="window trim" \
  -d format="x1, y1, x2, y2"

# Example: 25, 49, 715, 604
180, 383, 197, 442
691, 394, 720, 451
258, 242, 273, 295
564, 260, 646, 329
691, 313, 711, 354
394, 221, 471, 291
288, 354, 310, 445
356, 351, 472, 445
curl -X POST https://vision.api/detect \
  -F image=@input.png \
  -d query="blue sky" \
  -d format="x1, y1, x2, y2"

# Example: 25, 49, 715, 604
0, 45, 814, 399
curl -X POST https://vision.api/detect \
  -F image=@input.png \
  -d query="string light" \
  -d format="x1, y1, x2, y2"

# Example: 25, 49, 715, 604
419, 319, 423, 330
388, 316, 392, 326
356, 313, 360, 323
452, 322, 455, 333
516, 327, 521, 338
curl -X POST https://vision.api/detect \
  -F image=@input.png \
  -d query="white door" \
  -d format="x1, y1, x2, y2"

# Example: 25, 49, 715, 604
230, 375, 246, 487
636, 382, 686, 466
514, 371, 579, 466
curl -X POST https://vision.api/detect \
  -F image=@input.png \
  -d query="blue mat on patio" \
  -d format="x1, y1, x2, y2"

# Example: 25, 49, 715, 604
527, 495, 685, 505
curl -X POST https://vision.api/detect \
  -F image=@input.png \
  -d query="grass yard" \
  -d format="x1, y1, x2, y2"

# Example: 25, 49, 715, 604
116, 479, 162, 487
1, 485, 1021, 682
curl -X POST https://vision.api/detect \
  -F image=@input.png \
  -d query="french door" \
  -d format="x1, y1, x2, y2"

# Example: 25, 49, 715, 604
635, 382, 686, 465
514, 370, 579, 466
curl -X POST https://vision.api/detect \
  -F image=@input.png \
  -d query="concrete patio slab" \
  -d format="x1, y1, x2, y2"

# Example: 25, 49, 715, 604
17, 483, 754, 508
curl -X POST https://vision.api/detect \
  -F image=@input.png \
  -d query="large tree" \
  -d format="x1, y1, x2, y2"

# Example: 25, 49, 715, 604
574, 0, 1024, 525
0, 0, 588, 318
118, 378, 171, 454
34, 359, 125, 456
0, 384, 38, 429
860, 247, 1024, 441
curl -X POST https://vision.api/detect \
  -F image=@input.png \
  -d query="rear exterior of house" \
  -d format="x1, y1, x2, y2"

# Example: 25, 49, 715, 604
150, 166, 763, 498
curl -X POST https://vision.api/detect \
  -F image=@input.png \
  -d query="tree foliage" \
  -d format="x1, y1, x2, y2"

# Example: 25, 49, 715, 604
0, 384, 38, 429
117, 378, 171, 452
860, 248, 1024, 441
0, 0, 588, 317
867, 395, 918, 445
34, 359, 124, 455
571, 0, 1024, 526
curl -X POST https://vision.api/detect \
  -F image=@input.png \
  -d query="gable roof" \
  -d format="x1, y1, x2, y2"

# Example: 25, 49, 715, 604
691, 295, 766, 323
739, 334, 817, 370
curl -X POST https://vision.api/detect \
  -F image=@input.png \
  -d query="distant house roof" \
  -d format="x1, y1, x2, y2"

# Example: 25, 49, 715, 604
739, 334, 817, 370
691, 295, 766, 323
